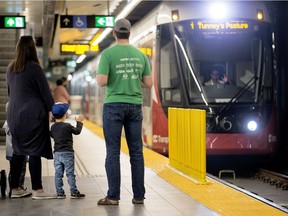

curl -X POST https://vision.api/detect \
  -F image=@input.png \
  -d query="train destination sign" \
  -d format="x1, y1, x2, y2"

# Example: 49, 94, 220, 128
190, 19, 252, 34
60, 15, 115, 28
0, 16, 26, 29
191, 20, 249, 30
195, 21, 249, 30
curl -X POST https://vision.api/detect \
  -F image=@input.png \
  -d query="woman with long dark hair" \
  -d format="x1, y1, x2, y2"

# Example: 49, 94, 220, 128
6, 35, 56, 199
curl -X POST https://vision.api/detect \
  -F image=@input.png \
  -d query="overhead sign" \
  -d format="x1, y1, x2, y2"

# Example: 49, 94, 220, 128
60, 15, 114, 28
95, 16, 114, 27
0, 16, 26, 29
73, 15, 87, 28
60, 43, 99, 55
61, 15, 73, 28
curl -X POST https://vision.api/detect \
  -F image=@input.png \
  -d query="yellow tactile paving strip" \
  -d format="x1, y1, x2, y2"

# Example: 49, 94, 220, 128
84, 120, 287, 216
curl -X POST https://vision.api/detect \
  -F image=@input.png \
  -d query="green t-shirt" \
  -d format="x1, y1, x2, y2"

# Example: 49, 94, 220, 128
97, 44, 151, 104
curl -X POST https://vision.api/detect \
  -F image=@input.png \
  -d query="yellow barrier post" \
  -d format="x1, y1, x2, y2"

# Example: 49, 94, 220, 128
168, 107, 209, 185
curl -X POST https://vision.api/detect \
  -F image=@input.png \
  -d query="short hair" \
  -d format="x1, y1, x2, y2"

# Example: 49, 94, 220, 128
115, 31, 130, 39
56, 79, 63, 86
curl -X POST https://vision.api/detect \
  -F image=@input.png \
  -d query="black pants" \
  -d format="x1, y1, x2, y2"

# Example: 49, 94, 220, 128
10, 154, 43, 190
9, 158, 27, 188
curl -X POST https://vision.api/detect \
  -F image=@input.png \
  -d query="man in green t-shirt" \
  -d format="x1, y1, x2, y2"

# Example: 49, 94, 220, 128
96, 18, 152, 205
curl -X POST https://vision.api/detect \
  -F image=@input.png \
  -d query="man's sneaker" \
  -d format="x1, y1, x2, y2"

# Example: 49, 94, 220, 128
132, 198, 144, 204
97, 197, 119, 205
71, 191, 85, 199
32, 191, 57, 200
11, 189, 32, 198
57, 193, 66, 199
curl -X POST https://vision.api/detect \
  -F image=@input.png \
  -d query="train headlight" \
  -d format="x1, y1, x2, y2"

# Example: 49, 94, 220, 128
171, 10, 179, 21
247, 120, 257, 132
257, 10, 264, 20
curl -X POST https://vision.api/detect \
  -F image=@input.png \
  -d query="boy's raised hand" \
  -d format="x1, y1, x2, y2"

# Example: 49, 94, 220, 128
75, 114, 86, 122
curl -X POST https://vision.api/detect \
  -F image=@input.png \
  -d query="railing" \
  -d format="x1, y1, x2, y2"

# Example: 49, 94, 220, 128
168, 108, 209, 184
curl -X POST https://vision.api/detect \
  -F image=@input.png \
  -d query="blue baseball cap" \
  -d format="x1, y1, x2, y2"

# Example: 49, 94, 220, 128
52, 102, 69, 119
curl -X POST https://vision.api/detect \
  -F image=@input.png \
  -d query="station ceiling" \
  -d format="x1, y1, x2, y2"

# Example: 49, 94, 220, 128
0, 0, 161, 68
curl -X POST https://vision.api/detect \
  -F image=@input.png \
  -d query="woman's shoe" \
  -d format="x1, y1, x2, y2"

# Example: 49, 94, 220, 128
11, 188, 32, 198
32, 191, 57, 200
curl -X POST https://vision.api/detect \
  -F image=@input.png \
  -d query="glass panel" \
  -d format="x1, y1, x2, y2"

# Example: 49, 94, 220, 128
158, 24, 181, 104
173, 19, 272, 105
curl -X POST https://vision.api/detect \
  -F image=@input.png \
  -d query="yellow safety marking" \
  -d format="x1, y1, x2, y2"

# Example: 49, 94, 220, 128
84, 120, 287, 216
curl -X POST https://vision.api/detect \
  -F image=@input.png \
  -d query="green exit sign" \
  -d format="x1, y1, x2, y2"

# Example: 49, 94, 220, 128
0, 16, 26, 29
95, 16, 114, 27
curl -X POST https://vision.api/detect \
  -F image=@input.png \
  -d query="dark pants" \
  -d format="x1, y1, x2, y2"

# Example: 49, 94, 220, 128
103, 103, 146, 200
9, 157, 27, 188
10, 154, 42, 190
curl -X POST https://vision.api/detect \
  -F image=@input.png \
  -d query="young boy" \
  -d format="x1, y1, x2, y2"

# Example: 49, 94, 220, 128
50, 102, 86, 199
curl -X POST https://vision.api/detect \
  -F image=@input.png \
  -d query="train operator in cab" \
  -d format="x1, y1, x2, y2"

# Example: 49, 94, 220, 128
204, 67, 228, 86
96, 18, 152, 205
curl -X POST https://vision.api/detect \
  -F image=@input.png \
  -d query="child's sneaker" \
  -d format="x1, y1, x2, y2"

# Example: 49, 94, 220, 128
71, 191, 85, 199
57, 193, 66, 199
132, 198, 144, 204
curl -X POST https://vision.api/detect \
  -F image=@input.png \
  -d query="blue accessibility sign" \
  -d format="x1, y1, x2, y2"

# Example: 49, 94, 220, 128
73, 16, 87, 28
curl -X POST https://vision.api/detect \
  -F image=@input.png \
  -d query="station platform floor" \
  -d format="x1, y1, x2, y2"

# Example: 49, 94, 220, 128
0, 118, 287, 216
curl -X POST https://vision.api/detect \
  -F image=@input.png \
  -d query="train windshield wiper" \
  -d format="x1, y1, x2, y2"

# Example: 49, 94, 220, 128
218, 75, 258, 116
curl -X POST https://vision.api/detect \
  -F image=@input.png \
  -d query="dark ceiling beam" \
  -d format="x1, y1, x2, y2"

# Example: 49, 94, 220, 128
43, 0, 56, 68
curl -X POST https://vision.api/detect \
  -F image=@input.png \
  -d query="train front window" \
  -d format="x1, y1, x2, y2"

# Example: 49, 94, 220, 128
174, 19, 272, 104
157, 23, 181, 105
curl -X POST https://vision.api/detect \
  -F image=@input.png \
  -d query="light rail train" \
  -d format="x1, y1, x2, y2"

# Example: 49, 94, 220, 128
69, 1, 277, 160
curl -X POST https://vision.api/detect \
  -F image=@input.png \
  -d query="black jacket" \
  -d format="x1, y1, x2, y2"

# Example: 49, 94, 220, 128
6, 61, 54, 159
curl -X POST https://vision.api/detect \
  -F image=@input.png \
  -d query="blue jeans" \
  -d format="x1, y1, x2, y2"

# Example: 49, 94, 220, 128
103, 103, 145, 200
54, 152, 78, 194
